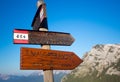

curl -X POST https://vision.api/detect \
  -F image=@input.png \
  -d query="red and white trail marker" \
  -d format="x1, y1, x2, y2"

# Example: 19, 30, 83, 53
13, 29, 28, 44
40, 7, 44, 22
13, 29, 74, 46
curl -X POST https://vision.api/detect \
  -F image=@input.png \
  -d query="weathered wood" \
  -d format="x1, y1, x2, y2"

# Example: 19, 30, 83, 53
20, 47, 83, 70
31, 3, 48, 30
37, 1, 54, 82
41, 44, 54, 82
13, 29, 74, 46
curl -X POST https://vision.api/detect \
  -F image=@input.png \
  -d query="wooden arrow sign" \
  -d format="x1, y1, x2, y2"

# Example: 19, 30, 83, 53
20, 47, 83, 70
13, 29, 75, 46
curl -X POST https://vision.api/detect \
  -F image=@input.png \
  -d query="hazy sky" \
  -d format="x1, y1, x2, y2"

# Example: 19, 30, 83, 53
0, 0, 120, 75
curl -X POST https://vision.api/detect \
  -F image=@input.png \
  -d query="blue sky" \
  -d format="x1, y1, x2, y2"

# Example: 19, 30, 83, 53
0, 0, 120, 75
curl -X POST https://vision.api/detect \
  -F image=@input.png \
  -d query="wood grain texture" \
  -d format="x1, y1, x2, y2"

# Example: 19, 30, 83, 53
20, 47, 83, 70
14, 29, 75, 46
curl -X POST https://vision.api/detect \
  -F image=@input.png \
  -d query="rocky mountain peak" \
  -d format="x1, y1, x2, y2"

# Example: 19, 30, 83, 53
62, 44, 120, 82
0, 74, 10, 80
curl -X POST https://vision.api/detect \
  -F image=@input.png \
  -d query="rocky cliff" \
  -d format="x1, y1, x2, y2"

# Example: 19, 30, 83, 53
62, 44, 120, 82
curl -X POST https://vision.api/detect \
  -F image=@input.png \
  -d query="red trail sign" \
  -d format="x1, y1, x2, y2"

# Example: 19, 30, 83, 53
13, 29, 74, 46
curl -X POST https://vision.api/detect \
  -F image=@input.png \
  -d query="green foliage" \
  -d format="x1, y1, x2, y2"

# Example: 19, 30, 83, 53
62, 71, 120, 82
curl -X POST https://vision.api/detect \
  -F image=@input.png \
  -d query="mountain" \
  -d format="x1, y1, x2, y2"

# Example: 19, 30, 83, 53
0, 74, 10, 80
0, 70, 68, 82
61, 44, 120, 82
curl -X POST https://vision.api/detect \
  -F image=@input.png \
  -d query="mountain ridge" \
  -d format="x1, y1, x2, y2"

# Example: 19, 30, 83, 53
62, 44, 120, 82
0, 70, 69, 82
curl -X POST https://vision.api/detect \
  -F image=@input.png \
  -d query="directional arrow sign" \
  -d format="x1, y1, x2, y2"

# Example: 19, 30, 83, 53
20, 47, 83, 70
13, 29, 75, 46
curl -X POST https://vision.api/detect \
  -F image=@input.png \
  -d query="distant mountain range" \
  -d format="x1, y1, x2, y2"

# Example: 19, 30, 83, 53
62, 44, 120, 82
0, 70, 68, 82
1, 44, 120, 82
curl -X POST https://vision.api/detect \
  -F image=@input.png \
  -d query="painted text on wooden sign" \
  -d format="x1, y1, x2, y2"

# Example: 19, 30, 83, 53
14, 29, 74, 46
20, 47, 83, 70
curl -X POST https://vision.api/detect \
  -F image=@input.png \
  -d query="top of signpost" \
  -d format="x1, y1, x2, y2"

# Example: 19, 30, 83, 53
31, 0, 48, 30
37, 0, 44, 7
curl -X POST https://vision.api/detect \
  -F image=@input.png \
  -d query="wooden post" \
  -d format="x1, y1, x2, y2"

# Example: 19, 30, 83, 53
37, 1, 54, 82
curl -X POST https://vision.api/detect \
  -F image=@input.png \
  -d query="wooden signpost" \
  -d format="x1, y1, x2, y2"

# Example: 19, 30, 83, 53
20, 47, 83, 70
13, 29, 74, 46
31, 3, 48, 30
13, 0, 83, 82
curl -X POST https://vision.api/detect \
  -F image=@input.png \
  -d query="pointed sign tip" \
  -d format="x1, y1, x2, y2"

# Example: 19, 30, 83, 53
20, 47, 83, 70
